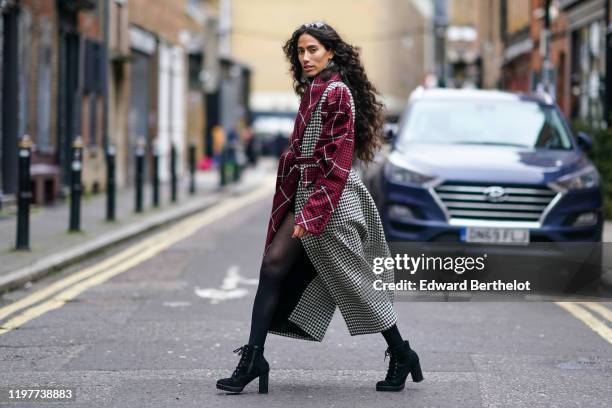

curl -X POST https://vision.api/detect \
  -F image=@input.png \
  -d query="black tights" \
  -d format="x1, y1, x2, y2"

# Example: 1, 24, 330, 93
247, 210, 406, 349
248, 210, 305, 346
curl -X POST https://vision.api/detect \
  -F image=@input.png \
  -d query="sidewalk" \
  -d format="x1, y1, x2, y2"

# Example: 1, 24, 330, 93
0, 158, 278, 293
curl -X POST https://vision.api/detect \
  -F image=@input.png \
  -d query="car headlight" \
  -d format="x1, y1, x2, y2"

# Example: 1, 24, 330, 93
386, 162, 436, 186
550, 165, 600, 192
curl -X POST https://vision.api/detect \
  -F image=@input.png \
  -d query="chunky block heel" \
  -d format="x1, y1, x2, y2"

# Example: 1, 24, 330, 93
410, 358, 424, 382
258, 371, 269, 393
216, 345, 270, 394
376, 340, 424, 392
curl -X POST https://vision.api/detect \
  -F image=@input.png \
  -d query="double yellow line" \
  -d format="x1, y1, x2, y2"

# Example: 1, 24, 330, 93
0, 181, 274, 336
2, 177, 610, 348
555, 302, 612, 344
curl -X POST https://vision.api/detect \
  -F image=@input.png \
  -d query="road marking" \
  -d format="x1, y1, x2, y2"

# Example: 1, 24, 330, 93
0, 180, 274, 336
194, 265, 259, 304
576, 302, 612, 323
162, 301, 191, 308
0, 236, 163, 321
0, 243, 165, 334
555, 302, 612, 345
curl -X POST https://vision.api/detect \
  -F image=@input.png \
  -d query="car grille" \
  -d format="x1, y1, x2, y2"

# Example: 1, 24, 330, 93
433, 182, 558, 222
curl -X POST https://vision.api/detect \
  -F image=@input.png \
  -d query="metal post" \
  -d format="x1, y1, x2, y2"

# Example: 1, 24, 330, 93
106, 144, 116, 221
135, 136, 145, 213
189, 143, 196, 194
541, 0, 556, 101
170, 143, 177, 202
604, 0, 612, 125
102, 0, 110, 152
69, 136, 84, 232
433, 0, 448, 87
2, 4, 20, 199
152, 140, 160, 207
15, 135, 33, 250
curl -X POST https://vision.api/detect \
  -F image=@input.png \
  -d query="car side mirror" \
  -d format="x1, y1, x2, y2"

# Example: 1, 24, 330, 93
576, 131, 593, 153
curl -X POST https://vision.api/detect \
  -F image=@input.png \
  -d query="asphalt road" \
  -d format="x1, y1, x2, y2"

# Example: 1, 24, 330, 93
0, 182, 610, 408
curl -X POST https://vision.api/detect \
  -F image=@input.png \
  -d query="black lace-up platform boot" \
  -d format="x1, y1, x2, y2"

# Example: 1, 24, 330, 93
216, 345, 270, 394
376, 340, 424, 392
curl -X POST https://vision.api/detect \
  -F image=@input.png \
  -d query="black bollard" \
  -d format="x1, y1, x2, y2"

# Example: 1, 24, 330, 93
219, 145, 227, 188
152, 140, 160, 207
170, 143, 177, 203
189, 143, 196, 195
15, 135, 33, 250
232, 143, 242, 183
69, 136, 84, 232
106, 144, 116, 221
135, 137, 145, 213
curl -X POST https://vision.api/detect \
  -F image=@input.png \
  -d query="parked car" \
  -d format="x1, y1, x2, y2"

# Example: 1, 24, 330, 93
364, 87, 604, 244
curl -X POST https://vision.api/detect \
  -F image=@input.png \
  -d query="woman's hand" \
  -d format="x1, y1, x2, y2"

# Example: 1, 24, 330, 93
292, 224, 311, 238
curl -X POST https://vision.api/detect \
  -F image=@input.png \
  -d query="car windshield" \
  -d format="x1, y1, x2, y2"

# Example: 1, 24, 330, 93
396, 99, 574, 150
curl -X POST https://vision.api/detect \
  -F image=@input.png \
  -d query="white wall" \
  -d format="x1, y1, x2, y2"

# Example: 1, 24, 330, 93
157, 41, 171, 181
157, 42, 186, 182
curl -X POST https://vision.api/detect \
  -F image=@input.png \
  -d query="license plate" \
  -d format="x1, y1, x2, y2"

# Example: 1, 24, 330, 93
461, 227, 530, 244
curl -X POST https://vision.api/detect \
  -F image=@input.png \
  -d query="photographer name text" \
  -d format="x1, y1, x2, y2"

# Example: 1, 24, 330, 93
373, 279, 532, 291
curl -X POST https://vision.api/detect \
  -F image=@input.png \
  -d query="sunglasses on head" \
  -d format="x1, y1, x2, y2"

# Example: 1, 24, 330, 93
302, 21, 328, 29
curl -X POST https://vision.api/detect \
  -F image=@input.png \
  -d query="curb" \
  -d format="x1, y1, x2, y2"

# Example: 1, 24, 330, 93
0, 171, 271, 295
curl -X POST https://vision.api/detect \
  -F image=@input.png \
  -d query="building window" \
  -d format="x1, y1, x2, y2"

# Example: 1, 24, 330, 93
571, 20, 606, 128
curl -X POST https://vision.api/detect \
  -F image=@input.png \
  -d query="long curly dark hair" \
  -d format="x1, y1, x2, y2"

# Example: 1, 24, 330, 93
282, 22, 385, 164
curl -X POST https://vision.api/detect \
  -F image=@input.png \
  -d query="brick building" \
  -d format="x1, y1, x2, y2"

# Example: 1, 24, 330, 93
499, 0, 611, 127
1, 0, 247, 207
1, 0, 103, 205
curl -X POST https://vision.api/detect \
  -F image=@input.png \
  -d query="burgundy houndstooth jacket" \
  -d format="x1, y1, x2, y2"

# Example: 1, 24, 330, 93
263, 71, 355, 255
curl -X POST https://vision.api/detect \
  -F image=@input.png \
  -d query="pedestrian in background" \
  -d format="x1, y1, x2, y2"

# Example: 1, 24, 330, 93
242, 125, 258, 166
211, 125, 226, 168
217, 21, 423, 394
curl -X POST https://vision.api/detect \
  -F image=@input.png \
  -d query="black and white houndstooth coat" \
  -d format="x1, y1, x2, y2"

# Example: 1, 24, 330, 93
266, 75, 397, 342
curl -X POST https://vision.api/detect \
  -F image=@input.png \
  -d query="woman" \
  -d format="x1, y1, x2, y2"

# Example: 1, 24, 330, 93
216, 21, 423, 394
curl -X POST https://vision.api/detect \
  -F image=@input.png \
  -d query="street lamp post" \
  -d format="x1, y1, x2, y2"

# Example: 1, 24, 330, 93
605, 0, 612, 125
434, 0, 448, 88
541, 0, 556, 101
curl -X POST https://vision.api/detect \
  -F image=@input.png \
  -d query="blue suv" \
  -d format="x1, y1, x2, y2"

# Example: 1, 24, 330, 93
369, 88, 603, 244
